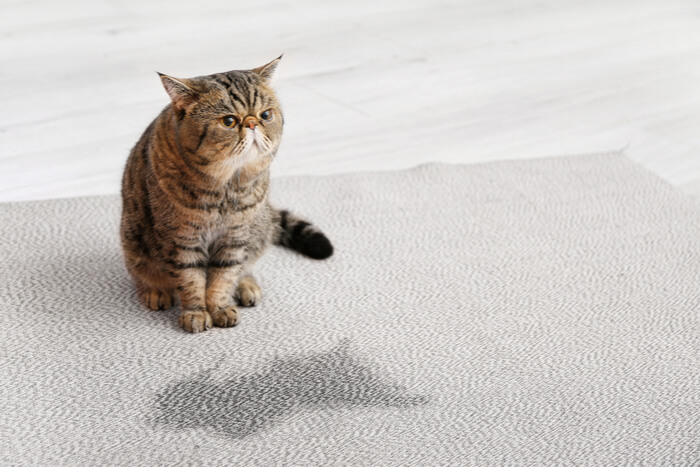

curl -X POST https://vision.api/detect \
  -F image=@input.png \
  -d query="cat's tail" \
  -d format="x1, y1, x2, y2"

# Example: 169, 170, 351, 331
273, 209, 334, 260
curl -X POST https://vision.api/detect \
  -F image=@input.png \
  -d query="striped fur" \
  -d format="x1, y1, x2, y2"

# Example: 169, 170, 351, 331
120, 57, 333, 333
274, 210, 334, 260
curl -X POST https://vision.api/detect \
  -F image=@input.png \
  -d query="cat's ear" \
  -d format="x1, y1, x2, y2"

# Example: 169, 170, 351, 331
252, 55, 282, 82
157, 73, 198, 110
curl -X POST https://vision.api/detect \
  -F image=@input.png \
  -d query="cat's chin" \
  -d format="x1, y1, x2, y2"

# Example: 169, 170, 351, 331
240, 143, 271, 164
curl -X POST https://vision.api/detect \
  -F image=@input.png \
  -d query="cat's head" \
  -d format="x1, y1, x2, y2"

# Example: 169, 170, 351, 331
158, 56, 283, 180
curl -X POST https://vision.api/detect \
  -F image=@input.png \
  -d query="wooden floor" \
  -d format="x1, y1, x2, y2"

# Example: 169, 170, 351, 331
2, 0, 700, 202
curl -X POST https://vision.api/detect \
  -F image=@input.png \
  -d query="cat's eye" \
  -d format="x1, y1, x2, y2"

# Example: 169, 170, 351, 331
260, 109, 273, 121
220, 116, 237, 128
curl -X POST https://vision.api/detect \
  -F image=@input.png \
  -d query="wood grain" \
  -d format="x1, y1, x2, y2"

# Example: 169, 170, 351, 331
1, 0, 699, 201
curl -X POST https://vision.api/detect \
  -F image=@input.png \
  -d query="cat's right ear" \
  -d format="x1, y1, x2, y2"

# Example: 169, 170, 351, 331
157, 73, 197, 110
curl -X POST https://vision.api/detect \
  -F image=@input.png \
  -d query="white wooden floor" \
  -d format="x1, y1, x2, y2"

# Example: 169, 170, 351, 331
2, 0, 700, 202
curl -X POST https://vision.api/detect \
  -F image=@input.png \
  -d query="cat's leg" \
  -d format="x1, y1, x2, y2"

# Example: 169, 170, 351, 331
156, 226, 212, 333
235, 274, 262, 307
175, 268, 212, 333
205, 240, 248, 327
206, 267, 243, 327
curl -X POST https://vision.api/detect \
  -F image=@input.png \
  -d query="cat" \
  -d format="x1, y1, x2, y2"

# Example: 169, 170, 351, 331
120, 56, 333, 333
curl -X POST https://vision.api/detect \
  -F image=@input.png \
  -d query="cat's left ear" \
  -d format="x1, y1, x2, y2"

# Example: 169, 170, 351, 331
252, 55, 283, 82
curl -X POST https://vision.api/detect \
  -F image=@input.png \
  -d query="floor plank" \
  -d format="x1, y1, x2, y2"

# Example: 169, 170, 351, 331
1, 0, 699, 201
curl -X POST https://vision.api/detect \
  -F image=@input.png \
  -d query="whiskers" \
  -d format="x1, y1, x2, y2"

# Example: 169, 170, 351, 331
229, 136, 253, 160
229, 129, 274, 160
255, 131, 274, 153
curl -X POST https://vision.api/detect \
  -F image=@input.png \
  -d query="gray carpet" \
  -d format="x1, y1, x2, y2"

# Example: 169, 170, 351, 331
1, 153, 699, 465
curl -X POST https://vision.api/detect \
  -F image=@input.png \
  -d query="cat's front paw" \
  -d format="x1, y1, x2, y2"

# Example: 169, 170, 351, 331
179, 309, 213, 333
210, 305, 240, 327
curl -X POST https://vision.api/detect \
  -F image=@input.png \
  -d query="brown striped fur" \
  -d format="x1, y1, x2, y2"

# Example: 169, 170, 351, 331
120, 57, 333, 333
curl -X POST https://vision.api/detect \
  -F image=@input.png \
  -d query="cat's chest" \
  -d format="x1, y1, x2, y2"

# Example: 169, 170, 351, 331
194, 199, 265, 230
196, 222, 249, 254
197, 201, 267, 238
200, 226, 226, 248
170, 177, 268, 244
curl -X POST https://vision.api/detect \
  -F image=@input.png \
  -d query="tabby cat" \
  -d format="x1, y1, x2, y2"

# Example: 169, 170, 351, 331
120, 56, 333, 333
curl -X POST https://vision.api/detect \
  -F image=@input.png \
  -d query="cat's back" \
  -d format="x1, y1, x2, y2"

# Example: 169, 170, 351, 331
121, 110, 165, 198
119, 109, 168, 254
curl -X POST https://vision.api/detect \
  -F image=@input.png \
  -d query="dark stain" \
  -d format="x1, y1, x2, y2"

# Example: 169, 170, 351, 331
154, 340, 428, 438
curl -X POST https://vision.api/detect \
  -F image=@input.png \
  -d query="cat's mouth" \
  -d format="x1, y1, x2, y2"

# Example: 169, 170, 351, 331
246, 128, 271, 154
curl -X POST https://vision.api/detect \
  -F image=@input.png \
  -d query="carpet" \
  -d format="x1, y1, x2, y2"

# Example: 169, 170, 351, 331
1, 152, 699, 465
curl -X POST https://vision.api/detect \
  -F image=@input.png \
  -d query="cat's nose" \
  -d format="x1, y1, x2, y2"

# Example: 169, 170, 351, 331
243, 116, 257, 130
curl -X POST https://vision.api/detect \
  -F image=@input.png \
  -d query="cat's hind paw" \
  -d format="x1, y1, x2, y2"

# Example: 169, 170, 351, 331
235, 276, 262, 307
140, 288, 175, 311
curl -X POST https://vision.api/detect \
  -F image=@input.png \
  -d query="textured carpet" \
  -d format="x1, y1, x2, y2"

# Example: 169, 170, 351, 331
1, 153, 699, 465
